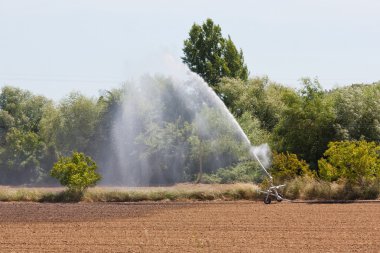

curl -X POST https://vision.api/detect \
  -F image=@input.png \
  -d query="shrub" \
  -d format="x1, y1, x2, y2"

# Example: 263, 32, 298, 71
271, 152, 314, 181
201, 161, 263, 184
283, 176, 380, 200
318, 141, 380, 184
50, 152, 101, 194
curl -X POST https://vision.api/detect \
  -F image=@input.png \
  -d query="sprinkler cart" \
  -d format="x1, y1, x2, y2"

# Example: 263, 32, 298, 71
253, 153, 285, 204
259, 179, 286, 204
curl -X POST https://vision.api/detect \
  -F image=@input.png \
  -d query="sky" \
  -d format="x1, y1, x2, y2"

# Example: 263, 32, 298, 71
0, 0, 379, 101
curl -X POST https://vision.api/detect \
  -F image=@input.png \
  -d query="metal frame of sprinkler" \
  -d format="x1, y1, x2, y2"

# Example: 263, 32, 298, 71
253, 153, 286, 205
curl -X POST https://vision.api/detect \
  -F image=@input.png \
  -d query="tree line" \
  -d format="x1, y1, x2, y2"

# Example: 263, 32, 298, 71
1, 77, 379, 185
0, 18, 379, 186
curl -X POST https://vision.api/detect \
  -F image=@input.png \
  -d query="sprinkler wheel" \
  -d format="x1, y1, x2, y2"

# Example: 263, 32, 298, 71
264, 195, 272, 204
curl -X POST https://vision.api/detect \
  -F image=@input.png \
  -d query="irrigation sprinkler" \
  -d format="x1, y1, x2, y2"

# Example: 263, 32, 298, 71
253, 153, 285, 204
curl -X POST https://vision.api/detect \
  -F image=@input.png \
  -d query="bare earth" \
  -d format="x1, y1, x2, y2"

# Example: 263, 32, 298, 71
0, 202, 379, 252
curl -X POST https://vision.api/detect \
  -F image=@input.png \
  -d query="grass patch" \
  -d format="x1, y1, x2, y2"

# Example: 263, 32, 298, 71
40, 190, 84, 203
283, 177, 380, 200
0, 184, 260, 202
83, 183, 261, 202
1, 180, 378, 202
0, 187, 58, 202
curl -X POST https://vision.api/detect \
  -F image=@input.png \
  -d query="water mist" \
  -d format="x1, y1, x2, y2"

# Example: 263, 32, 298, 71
104, 61, 271, 186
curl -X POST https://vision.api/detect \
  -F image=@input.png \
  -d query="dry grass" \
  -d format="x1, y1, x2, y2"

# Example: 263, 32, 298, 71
84, 183, 260, 202
283, 177, 380, 200
2, 179, 377, 202
0, 186, 63, 202
0, 184, 261, 203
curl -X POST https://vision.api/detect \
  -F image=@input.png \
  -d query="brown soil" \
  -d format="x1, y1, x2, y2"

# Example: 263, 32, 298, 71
0, 201, 379, 252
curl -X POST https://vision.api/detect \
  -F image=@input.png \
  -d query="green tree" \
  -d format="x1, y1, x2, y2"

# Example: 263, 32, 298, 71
273, 78, 336, 169
137, 119, 192, 184
237, 112, 271, 146
0, 110, 14, 144
218, 77, 290, 131
39, 103, 61, 145
51, 152, 101, 193
331, 82, 380, 142
0, 128, 47, 184
0, 86, 51, 132
188, 134, 212, 183
55, 92, 101, 154
0, 86, 53, 184
90, 88, 124, 161
182, 18, 248, 90
188, 107, 246, 183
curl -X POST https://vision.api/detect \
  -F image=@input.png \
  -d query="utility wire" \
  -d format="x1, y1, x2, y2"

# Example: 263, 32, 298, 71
0, 76, 375, 84
0, 77, 123, 84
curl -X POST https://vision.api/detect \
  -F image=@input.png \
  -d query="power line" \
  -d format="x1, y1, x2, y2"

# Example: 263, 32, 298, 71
0, 74, 377, 87
0, 76, 376, 83
0, 77, 123, 84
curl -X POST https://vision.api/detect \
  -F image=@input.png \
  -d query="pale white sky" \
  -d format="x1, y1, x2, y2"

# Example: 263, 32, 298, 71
0, 0, 379, 100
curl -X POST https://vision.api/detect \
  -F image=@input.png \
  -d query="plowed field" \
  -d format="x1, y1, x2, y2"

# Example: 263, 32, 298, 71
0, 202, 379, 252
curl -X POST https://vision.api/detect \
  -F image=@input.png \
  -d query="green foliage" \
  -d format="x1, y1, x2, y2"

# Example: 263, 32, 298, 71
182, 19, 248, 89
137, 119, 192, 184
218, 77, 291, 131
1, 78, 380, 188
331, 82, 380, 142
0, 86, 55, 184
0, 86, 51, 132
202, 161, 262, 184
55, 93, 101, 154
51, 152, 101, 193
138, 104, 246, 184
271, 152, 314, 181
187, 107, 247, 182
94, 89, 124, 148
237, 112, 271, 146
318, 141, 380, 184
0, 128, 47, 184
0, 110, 14, 144
273, 78, 336, 169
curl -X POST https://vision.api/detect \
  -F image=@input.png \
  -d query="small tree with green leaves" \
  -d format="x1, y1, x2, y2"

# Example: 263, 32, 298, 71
318, 140, 380, 199
51, 152, 101, 194
318, 140, 380, 184
271, 152, 314, 181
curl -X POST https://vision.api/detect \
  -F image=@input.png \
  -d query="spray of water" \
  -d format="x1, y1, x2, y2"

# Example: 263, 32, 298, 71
250, 144, 273, 179
105, 58, 271, 185
182, 67, 273, 177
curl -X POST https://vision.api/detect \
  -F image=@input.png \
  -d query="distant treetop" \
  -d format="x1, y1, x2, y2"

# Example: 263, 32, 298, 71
182, 18, 249, 90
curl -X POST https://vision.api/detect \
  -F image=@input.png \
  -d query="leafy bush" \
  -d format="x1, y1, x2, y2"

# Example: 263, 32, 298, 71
50, 152, 101, 194
318, 141, 380, 184
201, 161, 263, 184
202, 153, 313, 185
270, 152, 314, 181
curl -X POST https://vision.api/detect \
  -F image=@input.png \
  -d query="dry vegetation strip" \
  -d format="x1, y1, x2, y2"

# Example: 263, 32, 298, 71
0, 202, 379, 252
0, 184, 260, 202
